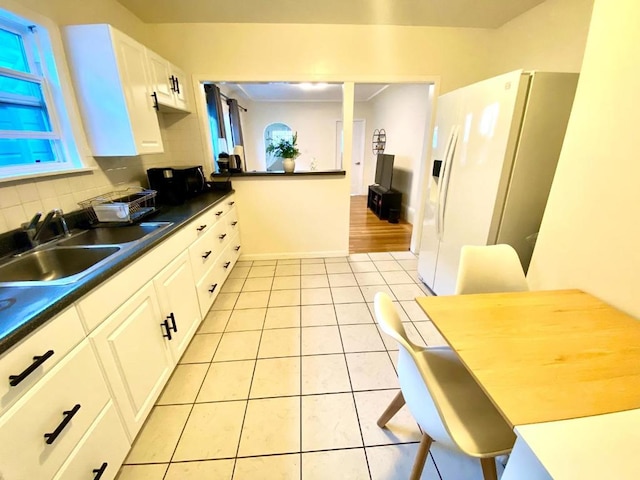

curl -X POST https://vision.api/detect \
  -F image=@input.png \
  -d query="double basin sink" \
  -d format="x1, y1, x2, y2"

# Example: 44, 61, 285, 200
0, 222, 173, 286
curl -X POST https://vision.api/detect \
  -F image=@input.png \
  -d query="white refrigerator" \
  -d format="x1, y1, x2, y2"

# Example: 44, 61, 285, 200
418, 70, 578, 295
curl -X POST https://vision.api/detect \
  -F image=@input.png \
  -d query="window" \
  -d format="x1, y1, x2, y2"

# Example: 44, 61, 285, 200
0, 11, 82, 179
264, 122, 293, 171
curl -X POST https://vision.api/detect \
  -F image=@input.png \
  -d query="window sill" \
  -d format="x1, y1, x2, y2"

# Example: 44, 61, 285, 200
0, 166, 98, 184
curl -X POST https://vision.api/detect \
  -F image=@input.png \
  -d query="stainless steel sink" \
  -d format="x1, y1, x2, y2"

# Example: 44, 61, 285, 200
58, 222, 173, 247
0, 246, 121, 286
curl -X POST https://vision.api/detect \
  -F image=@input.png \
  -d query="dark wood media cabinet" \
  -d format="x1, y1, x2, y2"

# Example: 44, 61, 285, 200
368, 185, 402, 222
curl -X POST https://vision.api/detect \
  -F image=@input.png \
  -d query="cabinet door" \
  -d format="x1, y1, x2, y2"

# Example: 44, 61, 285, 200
171, 65, 189, 111
146, 50, 174, 108
111, 29, 163, 154
153, 251, 201, 363
90, 282, 172, 439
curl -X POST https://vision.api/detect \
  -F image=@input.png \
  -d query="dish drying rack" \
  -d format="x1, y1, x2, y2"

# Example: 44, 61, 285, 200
78, 187, 157, 224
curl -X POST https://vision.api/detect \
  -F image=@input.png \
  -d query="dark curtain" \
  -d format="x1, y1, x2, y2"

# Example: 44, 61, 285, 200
203, 84, 226, 140
227, 98, 244, 147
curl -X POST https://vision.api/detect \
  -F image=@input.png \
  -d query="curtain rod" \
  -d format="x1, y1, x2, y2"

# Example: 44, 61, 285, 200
219, 92, 248, 112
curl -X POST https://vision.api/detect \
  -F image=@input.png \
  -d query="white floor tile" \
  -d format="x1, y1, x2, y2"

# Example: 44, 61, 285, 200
360, 285, 396, 303
301, 264, 327, 275
196, 360, 255, 402
381, 270, 415, 285
301, 325, 343, 355
198, 310, 231, 334
264, 306, 301, 329
354, 390, 422, 446
250, 357, 301, 398
241, 277, 273, 292
157, 364, 208, 405
235, 291, 270, 309
397, 259, 419, 270
268, 289, 300, 307
276, 264, 301, 276
413, 321, 448, 347
272, 275, 301, 290
221, 278, 244, 293
368, 252, 394, 261
247, 265, 276, 278
211, 292, 239, 311
301, 258, 324, 264
258, 328, 301, 358
301, 288, 333, 305
340, 324, 386, 352
390, 251, 417, 260
238, 397, 301, 456
125, 405, 191, 463
350, 261, 378, 273
225, 308, 266, 331
180, 333, 221, 363
377, 323, 424, 351
328, 273, 358, 287
354, 271, 386, 286
301, 354, 352, 395
324, 256, 349, 263
400, 300, 430, 322
389, 283, 426, 301
302, 449, 370, 480
173, 401, 246, 461
213, 331, 261, 362
278, 259, 301, 265
301, 274, 329, 288
253, 260, 277, 266
116, 464, 168, 480
335, 303, 374, 325
164, 460, 234, 480
234, 454, 301, 480
235, 261, 252, 268
301, 393, 363, 451
228, 266, 250, 280
366, 444, 439, 480
301, 304, 337, 326
346, 352, 399, 391
374, 260, 403, 272
326, 263, 353, 274
349, 253, 372, 262
331, 286, 365, 304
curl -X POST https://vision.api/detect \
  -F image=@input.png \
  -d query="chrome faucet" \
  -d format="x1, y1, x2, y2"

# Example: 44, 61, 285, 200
26, 209, 71, 246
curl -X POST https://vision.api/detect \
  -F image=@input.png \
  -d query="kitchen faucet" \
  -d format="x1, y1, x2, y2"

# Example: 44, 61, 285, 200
25, 209, 71, 247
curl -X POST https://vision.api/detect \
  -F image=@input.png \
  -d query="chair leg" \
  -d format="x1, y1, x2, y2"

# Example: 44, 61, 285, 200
376, 391, 405, 428
480, 457, 498, 480
410, 433, 433, 480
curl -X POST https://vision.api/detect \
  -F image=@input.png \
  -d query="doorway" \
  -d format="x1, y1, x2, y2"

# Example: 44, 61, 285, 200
336, 119, 365, 195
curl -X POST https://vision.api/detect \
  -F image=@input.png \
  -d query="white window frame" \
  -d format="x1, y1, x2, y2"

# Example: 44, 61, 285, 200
0, 8, 87, 181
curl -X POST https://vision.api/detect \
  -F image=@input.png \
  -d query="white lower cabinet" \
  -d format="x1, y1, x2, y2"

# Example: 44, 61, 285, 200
89, 282, 173, 440
153, 251, 201, 363
0, 339, 110, 480
52, 402, 129, 480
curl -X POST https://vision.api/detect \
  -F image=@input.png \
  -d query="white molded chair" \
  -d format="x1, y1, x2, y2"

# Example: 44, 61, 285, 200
374, 292, 516, 480
455, 244, 528, 295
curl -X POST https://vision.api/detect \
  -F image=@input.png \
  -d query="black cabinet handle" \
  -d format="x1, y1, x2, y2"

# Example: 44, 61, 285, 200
161, 313, 177, 341
202, 251, 212, 259
218, 233, 226, 240
208, 283, 218, 293
223, 261, 231, 269
169, 75, 177, 92
196, 224, 207, 231
231, 221, 238, 226
228, 201, 235, 206
93, 462, 108, 480
215, 211, 223, 216
175, 77, 180, 94
234, 245, 241, 251
9, 349, 54, 387
151, 92, 159, 111
44, 404, 81, 445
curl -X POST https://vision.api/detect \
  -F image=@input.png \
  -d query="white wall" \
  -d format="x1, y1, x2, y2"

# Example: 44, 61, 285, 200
527, 0, 640, 317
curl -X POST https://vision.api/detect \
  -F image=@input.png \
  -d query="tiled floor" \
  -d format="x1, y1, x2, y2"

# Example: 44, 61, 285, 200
116, 252, 498, 480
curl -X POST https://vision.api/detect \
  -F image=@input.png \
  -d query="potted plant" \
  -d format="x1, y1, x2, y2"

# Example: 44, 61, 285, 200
266, 132, 300, 173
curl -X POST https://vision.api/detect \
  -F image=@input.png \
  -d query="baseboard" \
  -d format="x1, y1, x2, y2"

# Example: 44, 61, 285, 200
239, 250, 349, 261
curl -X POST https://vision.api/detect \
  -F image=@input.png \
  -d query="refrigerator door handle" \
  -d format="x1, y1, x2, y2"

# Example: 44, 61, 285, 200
437, 127, 459, 241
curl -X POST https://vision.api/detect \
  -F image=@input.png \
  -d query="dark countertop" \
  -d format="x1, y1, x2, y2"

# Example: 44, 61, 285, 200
211, 170, 346, 178
0, 190, 234, 356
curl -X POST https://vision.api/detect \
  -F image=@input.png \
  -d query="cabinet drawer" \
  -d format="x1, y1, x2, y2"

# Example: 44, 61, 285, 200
230, 232, 242, 262
184, 208, 218, 244
53, 402, 129, 480
188, 222, 222, 282
195, 256, 228, 317
0, 306, 85, 417
0, 339, 110, 480
226, 206, 240, 234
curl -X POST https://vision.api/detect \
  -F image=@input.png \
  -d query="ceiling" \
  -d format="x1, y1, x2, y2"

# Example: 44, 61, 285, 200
222, 83, 391, 103
117, 0, 545, 28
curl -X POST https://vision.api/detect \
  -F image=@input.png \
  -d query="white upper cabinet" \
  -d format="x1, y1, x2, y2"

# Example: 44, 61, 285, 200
147, 49, 190, 112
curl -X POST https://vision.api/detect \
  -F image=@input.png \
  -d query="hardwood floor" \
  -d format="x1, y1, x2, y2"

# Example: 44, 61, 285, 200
349, 195, 413, 253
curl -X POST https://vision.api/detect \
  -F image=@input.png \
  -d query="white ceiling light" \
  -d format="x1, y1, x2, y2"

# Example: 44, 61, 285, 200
298, 83, 330, 90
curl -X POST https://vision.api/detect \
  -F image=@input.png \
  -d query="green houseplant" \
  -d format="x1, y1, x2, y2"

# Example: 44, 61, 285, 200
266, 133, 300, 172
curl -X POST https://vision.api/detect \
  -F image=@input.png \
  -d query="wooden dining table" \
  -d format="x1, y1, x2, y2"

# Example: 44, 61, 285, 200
415, 289, 640, 428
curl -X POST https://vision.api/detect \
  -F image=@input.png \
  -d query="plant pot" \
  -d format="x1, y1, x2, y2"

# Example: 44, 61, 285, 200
283, 158, 295, 173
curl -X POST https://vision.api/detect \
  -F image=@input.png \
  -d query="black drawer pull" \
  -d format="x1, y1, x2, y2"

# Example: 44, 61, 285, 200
223, 261, 231, 269
208, 283, 218, 293
44, 404, 81, 445
215, 211, 223, 216
196, 224, 207, 231
231, 221, 238, 226
151, 92, 159, 111
218, 233, 227, 240
93, 462, 108, 480
202, 250, 212, 259
228, 201, 235, 206
9, 349, 54, 387
161, 313, 178, 340
234, 245, 241, 251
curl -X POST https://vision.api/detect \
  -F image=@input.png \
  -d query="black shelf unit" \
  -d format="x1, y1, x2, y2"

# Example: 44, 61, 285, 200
368, 185, 402, 222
